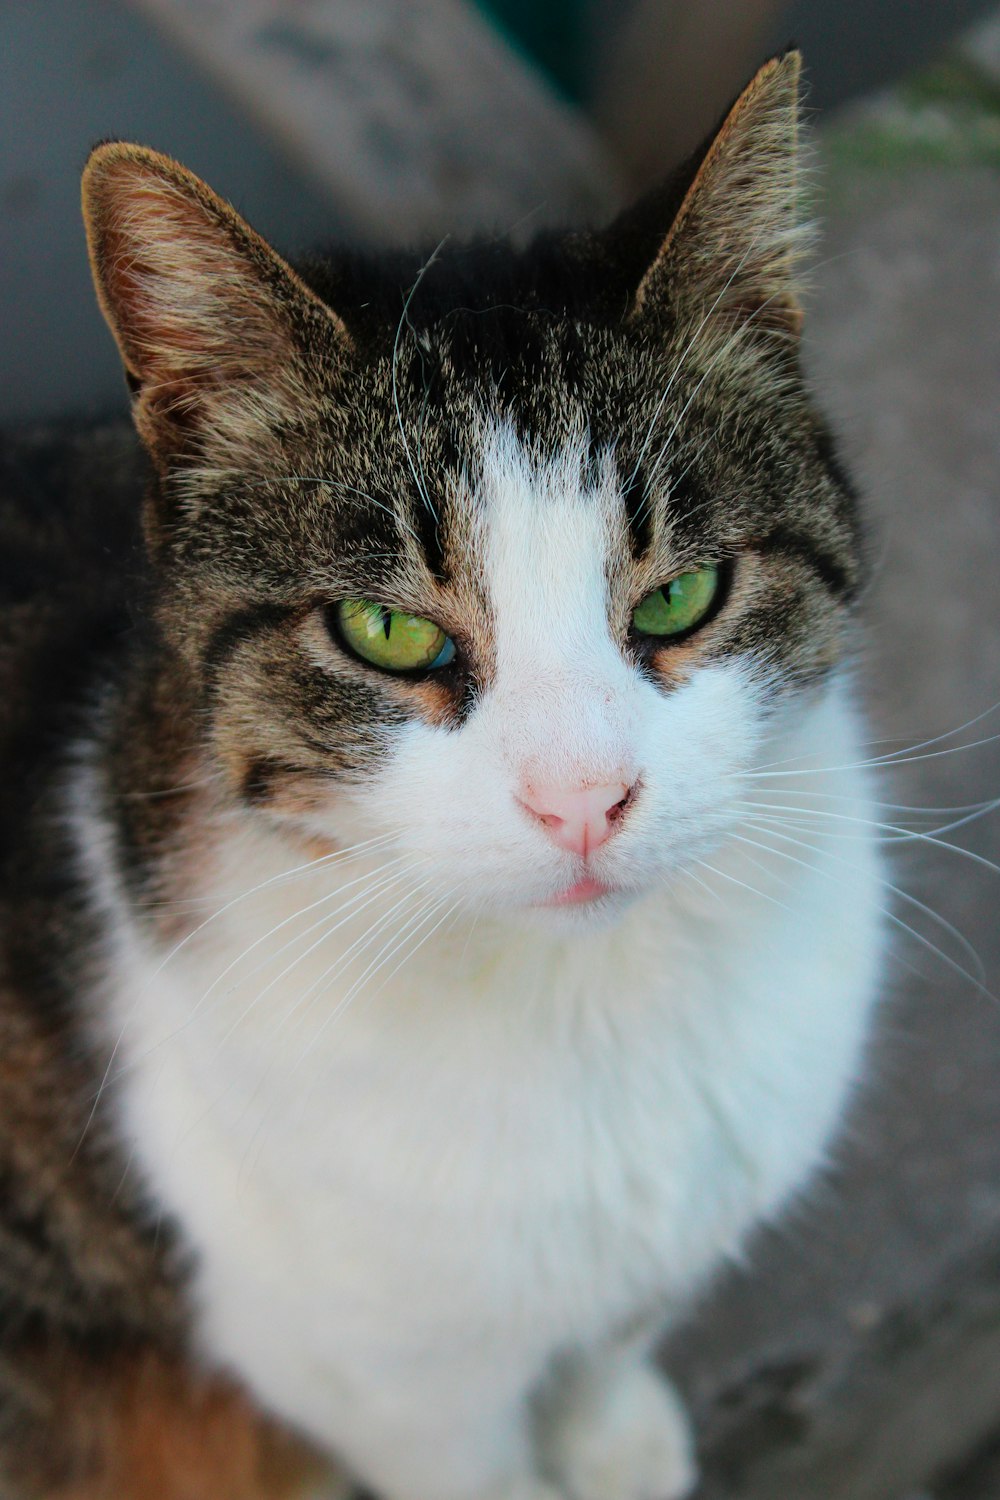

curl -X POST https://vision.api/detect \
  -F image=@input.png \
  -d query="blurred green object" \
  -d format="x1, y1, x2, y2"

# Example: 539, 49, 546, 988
824, 52, 1000, 176
473, 0, 587, 101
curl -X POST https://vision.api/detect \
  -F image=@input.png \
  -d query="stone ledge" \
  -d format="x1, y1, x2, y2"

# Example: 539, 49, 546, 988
687, 1240, 1000, 1498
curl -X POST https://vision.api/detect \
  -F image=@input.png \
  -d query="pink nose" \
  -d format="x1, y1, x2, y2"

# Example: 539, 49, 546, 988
519, 781, 632, 858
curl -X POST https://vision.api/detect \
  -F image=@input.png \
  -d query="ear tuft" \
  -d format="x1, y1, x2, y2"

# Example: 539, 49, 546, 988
81, 143, 347, 461
630, 51, 807, 341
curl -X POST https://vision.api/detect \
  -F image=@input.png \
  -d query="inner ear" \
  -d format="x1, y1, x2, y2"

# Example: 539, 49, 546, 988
81, 143, 350, 460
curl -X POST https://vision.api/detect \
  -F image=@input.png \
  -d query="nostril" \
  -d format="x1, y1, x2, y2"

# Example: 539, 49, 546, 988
607, 783, 635, 824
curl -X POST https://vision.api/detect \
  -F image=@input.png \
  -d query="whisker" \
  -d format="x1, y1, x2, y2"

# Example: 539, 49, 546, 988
118, 770, 225, 801
365, 895, 463, 1005
737, 799, 1000, 876
717, 832, 957, 994
392, 238, 449, 522
740, 783, 1000, 818
855, 700, 1000, 767
744, 702, 1000, 780
74, 831, 397, 1152
692, 855, 798, 916
743, 731, 1000, 780
235, 886, 455, 1187
204, 859, 424, 1053
282, 873, 443, 1042
149, 866, 436, 1172
682, 864, 727, 903
736, 819, 993, 999
190, 852, 415, 1025
93, 857, 416, 1110
297, 887, 457, 1063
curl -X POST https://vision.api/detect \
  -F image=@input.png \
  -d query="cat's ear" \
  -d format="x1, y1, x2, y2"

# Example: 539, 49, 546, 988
81, 143, 350, 464
628, 51, 806, 341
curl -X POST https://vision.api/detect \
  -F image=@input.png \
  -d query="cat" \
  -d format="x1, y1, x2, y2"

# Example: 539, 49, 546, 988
0, 50, 882, 1500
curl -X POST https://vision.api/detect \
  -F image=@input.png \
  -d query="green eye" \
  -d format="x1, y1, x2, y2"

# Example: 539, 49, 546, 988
335, 600, 456, 673
632, 566, 720, 638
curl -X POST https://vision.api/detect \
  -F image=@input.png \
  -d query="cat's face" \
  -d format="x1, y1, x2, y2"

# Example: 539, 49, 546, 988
83, 53, 861, 924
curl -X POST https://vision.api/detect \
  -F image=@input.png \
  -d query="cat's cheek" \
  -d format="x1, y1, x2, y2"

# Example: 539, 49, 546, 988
626, 661, 771, 859
354, 716, 568, 906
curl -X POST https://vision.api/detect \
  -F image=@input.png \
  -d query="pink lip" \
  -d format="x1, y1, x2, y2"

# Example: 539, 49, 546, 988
542, 876, 611, 907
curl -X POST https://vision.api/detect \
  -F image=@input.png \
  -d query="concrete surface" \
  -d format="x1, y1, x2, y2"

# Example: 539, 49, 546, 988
939, 1429, 1000, 1497
593, 0, 1000, 190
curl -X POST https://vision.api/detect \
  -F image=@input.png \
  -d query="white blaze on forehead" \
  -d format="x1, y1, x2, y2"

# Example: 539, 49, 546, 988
477, 425, 620, 675
474, 424, 638, 783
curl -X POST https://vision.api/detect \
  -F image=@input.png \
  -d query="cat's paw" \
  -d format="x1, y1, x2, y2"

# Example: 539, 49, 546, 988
541, 1363, 697, 1500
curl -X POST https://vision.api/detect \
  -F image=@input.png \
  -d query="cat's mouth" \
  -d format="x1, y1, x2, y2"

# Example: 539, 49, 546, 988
539, 876, 613, 907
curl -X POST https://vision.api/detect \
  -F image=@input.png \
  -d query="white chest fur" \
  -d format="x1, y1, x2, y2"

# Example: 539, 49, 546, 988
82, 688, 882, 1474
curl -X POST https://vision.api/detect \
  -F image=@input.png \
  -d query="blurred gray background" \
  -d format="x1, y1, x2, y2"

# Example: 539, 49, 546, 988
1, 0, 997, 422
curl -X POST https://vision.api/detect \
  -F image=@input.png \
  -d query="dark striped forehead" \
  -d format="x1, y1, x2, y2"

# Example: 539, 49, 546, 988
258, 240, 860, 606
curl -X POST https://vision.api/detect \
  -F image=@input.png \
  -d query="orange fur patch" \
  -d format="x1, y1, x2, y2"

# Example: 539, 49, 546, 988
39, 1349, 337, 1500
